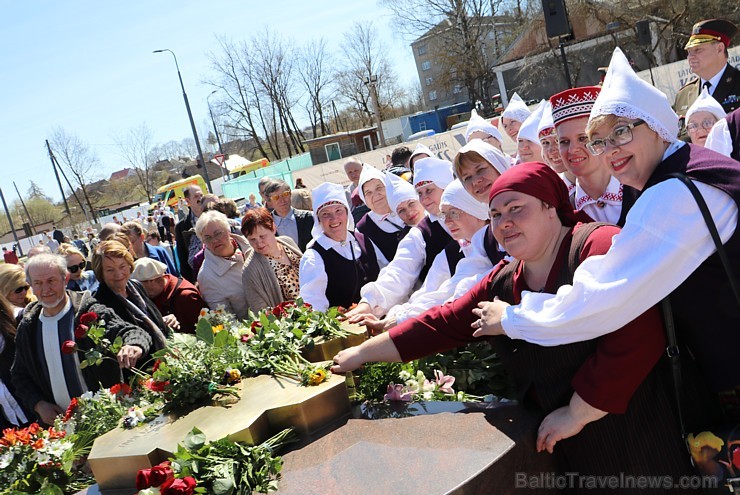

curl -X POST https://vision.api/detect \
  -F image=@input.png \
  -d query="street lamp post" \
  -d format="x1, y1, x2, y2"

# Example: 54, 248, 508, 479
363, 75, 386, 148
153, 49, 212, 193
207, 90, 226, 181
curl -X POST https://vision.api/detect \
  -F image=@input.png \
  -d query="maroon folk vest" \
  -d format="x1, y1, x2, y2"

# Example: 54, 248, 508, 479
640, 144, 740, 392
416, 217, 452, 283
355, 214, 411, 262
309, 231, 380, 309
725, 108, 740, 162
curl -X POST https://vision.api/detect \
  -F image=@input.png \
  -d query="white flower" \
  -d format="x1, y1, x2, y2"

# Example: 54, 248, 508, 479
138, 488, 161, 495
44, 439, 72, 458
80, 391, 94, 400
421, 379, 436, 393
398, 370, 411, 381
405, 379, 419, 393
423, 391, 434, 400
0, 451, 14, 469
35, 451, 51, 466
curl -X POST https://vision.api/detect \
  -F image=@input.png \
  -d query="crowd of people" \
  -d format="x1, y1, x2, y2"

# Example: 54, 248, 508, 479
0, 17, 739, 491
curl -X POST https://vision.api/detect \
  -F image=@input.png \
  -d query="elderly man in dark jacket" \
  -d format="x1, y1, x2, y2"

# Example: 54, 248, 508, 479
11, 254, 151, 425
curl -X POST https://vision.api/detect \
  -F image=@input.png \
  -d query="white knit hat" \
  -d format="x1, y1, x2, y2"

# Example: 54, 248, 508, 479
517, 100, 546, 144
131, 258, 167, 282
537, 101, 556, 138
590, 47, 679, 142
311, 182, 354, 238
465, 109, 505, 144
384, 172, 417, 214
357, 164, 386, 204
413, 157, 454, 190
455, 140, 511, 176
440, 179, 489, 221
501, 92, 531, 123
686, 86, 727, 123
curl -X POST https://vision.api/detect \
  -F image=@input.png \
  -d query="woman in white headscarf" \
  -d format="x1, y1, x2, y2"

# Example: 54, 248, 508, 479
346, 157, 455, 321
500, 92, 531, 143
357, 179, 490, 332
354, 165, 407, 264
515, 100, 546, 164
299, 183, 381, 311
685, 87, 727, 147
384, 172, 426, 227
465, 109, 506, 152
476, 47, 740, 424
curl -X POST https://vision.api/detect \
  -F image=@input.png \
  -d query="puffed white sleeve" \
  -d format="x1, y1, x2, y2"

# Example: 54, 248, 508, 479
705, 119, 732, 158
386, 247, 453, 323
359, 228, 426, 315
299, 248, 330, 311
502, 179, 738, 346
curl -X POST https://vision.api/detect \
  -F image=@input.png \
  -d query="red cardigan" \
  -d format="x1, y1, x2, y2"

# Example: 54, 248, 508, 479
389, 224, 666, 414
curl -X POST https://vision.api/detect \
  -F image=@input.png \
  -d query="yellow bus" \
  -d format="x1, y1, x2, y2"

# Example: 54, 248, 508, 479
152, 175, 207, 207
230, 158, 270, 179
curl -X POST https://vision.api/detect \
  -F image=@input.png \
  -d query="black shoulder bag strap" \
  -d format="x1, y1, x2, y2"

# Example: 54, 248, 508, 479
662, 172, 740, 439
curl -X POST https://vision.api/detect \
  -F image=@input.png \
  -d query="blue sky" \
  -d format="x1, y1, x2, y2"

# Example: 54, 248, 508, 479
0, 2, 418, 203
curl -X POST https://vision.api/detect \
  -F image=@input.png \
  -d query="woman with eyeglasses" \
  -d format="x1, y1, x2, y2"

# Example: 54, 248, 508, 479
0, 264, 35, 318
195, 211, 253, 319
57, 243, 99, 293
475, 47, 740, 425
299, 183, 381, 311
685, 87, 726, 148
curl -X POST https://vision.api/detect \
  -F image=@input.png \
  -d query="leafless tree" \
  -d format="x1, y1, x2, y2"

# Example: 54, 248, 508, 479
49, 128, 100, 222
336, 21, 406, 125
114, 123, 160, 203
297, 38, 334, 138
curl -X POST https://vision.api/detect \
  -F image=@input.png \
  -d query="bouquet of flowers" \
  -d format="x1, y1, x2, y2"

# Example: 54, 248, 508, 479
0, 423, 85, 494
60, 311, 123, 371
134, 427, 296, 495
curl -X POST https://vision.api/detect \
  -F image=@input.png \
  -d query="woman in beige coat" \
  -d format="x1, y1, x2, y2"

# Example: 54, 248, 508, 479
241, 208, 303, 312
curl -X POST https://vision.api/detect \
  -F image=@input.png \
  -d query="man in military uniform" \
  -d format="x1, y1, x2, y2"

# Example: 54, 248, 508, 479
674, 19, 740, 139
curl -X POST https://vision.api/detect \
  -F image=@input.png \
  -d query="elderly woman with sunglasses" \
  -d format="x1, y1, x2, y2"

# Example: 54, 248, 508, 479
196, 211, 253, 320
57, 243, 98, 293
0, 264, 35, 318
476, 48, 740, 424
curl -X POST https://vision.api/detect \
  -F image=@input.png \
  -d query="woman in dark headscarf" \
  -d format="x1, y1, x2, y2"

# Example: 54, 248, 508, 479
333, 162, 696, 493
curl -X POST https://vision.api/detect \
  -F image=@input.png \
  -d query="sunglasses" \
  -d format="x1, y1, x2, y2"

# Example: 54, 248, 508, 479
14, 285, 30, 294
67, 261, 87, 274
269, 190, 291, 202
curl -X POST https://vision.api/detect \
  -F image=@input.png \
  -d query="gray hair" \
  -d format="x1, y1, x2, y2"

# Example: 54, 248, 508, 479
195, 210, 231, 239
257, 177, 273, 193
25, 253, 67, 282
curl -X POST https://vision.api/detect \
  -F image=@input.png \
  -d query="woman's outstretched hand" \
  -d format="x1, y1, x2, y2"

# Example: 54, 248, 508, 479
471, 299, 510, 337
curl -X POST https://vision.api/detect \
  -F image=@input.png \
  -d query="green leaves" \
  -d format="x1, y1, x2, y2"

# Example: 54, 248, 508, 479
184, 427, 207, 450
195, 318, 215, 345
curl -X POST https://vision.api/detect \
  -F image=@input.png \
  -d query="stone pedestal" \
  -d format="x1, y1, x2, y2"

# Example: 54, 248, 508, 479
87, 373, 350, 491
275, 403, 559, 495
301, 322, 367, 363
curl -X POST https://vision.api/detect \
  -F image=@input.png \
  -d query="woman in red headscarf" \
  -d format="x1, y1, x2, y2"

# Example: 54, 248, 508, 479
332, 162, 695, 492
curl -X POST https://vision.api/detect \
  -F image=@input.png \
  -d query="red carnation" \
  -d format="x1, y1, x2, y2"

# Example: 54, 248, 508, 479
61, 340, 77, 355
249, 321, 262, 331
240, 333, 251, 343
160, 476, 196, 495
271, 301, 295, 317
152, 360, 162, 373
74, 324, 88, 339
79, 312, 98, 325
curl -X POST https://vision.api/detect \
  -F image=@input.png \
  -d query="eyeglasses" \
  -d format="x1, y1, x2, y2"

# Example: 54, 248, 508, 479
439, 208, 464, 223
686, 118, 717, 133
586, 119, 645, 156
67, 262, 87, 274
14, 285, 30, 294
269, 190, 291, 202
202, 230, 228, 244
